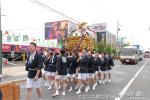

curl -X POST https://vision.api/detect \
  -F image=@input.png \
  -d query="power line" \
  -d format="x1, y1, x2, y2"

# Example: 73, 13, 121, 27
29, 0, 79, 24
5, 27, 43, 31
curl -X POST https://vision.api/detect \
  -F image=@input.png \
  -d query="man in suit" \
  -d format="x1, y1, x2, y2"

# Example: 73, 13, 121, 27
25, 42, 43, 100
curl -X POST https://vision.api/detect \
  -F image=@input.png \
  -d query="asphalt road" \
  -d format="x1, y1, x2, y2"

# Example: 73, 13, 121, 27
17, 59, 150, 100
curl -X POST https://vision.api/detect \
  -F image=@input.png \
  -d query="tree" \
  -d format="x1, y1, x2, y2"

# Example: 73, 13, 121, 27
105, 44, 112, 53
112, 48, 117, 55
93, 41, 106, 52
94, 41, 117, 55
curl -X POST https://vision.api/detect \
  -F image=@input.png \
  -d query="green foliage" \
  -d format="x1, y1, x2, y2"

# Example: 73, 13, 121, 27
94, 41, 105, 52
94, 41, 117, 55
105, 44, 112, 53
112, 48, 117, 55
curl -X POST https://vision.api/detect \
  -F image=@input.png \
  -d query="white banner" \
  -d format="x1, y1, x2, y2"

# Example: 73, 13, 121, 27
88, 23, 107, 32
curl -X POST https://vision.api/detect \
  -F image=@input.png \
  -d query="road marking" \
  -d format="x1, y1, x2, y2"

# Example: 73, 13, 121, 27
114, 59, 149, 100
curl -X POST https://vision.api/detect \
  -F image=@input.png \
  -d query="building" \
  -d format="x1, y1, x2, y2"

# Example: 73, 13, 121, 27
89, 23, 116, 47
45, 20, 78, 48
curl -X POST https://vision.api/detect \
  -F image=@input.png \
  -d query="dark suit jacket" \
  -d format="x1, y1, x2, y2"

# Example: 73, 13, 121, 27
25, 52, 43, 78
56, 54, 68, 75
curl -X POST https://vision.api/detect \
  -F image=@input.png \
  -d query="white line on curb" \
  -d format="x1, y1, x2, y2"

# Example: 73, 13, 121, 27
114, 59, 149, 100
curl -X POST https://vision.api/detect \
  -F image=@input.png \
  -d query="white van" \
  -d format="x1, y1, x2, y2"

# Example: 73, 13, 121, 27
119, 47, 139, 64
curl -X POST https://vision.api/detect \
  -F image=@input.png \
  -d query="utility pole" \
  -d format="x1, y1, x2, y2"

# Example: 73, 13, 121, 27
117, 21, 119, 44
116, 21, 120, 58
0, 0, 2, 74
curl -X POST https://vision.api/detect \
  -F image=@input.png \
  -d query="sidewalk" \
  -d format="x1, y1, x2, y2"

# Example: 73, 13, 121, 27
2, 61, 27, 82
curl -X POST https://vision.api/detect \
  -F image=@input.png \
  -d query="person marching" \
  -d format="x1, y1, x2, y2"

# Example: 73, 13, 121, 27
52, 49, 68, 97
47, 50, 57, 90
100, 53, 109, 84
67, 52, 78, 92
43, 50, 51, 88
74, 52, 81, 90
98, 52, 103, 84
107, 53, 114, 83
76, 49, 89, 94
93, 52, 102, 87
25, 42, 43, 100
86, 51, 95, 92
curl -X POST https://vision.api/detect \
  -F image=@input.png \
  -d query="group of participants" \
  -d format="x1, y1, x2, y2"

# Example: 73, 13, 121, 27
43, 48, 114, 97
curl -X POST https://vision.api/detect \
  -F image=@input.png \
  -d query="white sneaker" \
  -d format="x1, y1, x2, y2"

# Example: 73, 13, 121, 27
52, 91, 59, 97
85, 86, 90, 92
108, 79, 111, 83
76, 89, 81, 94
92, 83, 97, 90
103, 80, 106, 84
68, 87, 73, 92
92, 86, 95, 90
48, 85, 52, 90
62, 91, 66, 96
39, 98, 43, 100
74, 85, 78, 90
98, 80, 102, 85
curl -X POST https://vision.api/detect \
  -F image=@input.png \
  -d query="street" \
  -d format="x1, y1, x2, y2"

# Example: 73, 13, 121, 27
2, 0, 150, 100
2, 59, 150, 100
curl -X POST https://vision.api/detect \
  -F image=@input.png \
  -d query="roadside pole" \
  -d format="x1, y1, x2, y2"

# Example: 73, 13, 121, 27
0, 0, 2, 74
116, 21, 120, 58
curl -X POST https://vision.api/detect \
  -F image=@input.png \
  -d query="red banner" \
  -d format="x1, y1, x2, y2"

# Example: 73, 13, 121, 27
2, 44, 11, 52
2, 44, 44, 53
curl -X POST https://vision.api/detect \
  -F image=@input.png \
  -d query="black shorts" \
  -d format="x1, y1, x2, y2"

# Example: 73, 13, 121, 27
100, 67, 108, 71
107, 66, 112, 70
44, 66, 48, 71
48, 65, 56, 72
58, 70, 67, 75
94, 66, 99, 71
68, 70, 76, 74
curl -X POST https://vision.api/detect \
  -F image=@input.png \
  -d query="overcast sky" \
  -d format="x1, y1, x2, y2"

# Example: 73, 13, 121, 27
1, 0, 150, 50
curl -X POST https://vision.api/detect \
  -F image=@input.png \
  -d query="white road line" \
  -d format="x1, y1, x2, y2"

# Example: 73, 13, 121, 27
114, 59, 149, 100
